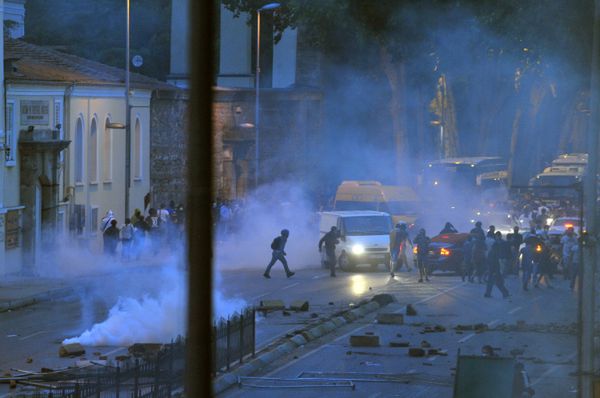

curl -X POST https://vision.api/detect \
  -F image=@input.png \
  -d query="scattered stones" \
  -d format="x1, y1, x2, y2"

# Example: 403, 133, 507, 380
128, 344, 162, 358
420, 340, 431, 348
9, 380, 16, 389
371, 294, 396, 306
26, 357, 33, 363
99, 355, 108, 360
59, 343, 85, 358
406, 304, 417, 316
310, 313, 319, 319
282, 310, 291, 316
115, 355, 130, 361
350, 335, 380, 347
396, 333, 402, 338
289, 300, 309, 311
41, 367, 54, 373
409, 348, 426, 357
259, 300, 285, 311
428, 348, 440, 356
377, 313, 404, 325
328, 302, 334, 305
422, 362, 433, 366
93, 352, 101, 356
389, 341, 410, 348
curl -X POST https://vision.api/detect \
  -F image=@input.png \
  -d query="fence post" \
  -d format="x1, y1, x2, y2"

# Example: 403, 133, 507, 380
252, 308, 256, 358
115, 365, 120, 398
240, 313, 244, 364
96, 372, 101, 398
133, 359, 139, 398
153, 353, 160, 398
226, 319, 231, 371
167, 341, 174, 396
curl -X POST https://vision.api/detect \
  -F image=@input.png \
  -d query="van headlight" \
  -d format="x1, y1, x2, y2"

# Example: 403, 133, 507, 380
351, 244, 365, 255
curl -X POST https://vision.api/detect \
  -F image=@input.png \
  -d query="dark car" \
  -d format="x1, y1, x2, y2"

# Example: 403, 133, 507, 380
414, 232, 471, 274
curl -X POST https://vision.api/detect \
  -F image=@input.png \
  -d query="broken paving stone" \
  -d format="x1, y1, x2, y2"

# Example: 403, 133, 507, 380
41, 368, 53, 373
26, 357, 33, 363
409, 348, 426, 357
310, 313, 319, 319
93, 352, 101, 356
371, 294, 396, 306
434, 325, 446, 332
377, 313, 404, 325
328, 302, 334, 305
420, 340, 431, 348
9, 380, 16, 389
59, 343, 85, 358
389, 341, 410, 348
289, 300, 309, 311
396, 333, 402, 338
406, 304, 417, 316
350, 335, 380, 347
428, 349, 440, 356
259, 300, 285, 311
282, 310, 291, 316
99, 355, 108, 360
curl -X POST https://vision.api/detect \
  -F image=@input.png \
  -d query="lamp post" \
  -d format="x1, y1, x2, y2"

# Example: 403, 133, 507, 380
125, 0, 131, 219
254, 2, 280, 188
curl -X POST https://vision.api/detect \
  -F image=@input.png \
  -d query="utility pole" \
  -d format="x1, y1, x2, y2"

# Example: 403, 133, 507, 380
580, 0, 600, 396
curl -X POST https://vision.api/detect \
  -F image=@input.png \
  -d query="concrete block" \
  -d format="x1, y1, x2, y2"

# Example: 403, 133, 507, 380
389, 341, 410, 347
59, 343, 85, 357
408, 348, 425, 357
290, 334, 308, 346
289, 300, 309, 311
371, 293, 396, 306
343, 312, 358, 322
406, 304, 417, 316
308, 326, 325, 338
321, 321, 336, 333
363, 302, 380, 312
377, 313, 404, 325
259, 300, 285, 311
276, 342, 296, 355
350, 335, 380, 347
332, 317, 346, 327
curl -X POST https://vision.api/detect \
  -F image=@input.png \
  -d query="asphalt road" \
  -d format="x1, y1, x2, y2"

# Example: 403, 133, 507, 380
217, 266, 578, 398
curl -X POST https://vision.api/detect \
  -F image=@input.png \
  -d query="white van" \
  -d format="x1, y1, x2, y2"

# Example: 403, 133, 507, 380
319, 211, 392, 272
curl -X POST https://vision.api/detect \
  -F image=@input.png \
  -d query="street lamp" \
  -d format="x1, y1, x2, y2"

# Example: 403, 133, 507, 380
254, 2, 280, 188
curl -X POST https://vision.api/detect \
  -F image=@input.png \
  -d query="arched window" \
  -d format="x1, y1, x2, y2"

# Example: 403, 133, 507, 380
88, 117, 98, 182
134, 117, 142, 179
103, 117, 112, 181
75, 117, 84, 183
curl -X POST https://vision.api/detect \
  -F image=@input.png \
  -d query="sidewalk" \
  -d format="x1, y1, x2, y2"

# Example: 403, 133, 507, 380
0, 276, 77, 313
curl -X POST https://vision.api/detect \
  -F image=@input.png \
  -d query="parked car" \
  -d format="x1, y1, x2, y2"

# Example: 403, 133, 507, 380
415, 232, 471, 274
318, 210, 392, 272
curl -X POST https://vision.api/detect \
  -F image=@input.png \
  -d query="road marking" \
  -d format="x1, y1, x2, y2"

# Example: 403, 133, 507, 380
264, 282, 466, 377
508, 306, 522, 314
19, 331, 48, 341
530, 352, 577, 387
250, 293, 270, 300
105, 347, 126, 356
281, 282, 300, 290
458, 333, 476, 343
488, 319, 500, 327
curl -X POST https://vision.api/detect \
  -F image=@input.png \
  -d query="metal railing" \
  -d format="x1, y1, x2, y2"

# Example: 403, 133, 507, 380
212, 306, 256, 373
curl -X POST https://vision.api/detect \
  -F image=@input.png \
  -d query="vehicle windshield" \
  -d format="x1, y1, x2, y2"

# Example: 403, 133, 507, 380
380, 201, 420, 215
335, 201, 379, 211
342, 216, 392, 236
553, 219, 580, 229
532, 175, 581, 186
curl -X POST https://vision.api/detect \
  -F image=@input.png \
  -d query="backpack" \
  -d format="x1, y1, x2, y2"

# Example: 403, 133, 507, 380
271, 237, 280, 250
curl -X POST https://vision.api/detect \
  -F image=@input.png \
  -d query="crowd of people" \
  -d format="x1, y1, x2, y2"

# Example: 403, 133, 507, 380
101, 201, 185, 260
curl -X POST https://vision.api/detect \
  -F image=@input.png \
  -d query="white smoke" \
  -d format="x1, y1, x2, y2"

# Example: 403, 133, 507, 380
62, 245, 187, 346
212, 181, 319, 321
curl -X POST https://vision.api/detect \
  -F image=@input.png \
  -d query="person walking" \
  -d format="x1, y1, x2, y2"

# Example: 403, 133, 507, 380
389, 223, 412, 277
484, 233, 510, 298
570, 242, 580, 291
534, 240, 553, 288
561, 227, 577, 280
120, 218, 135, 261
103, 219, 120, 257
520, 241, 536, 291
462, 235, 474, 282
319, 226, 340, 277
507, 226, 523, 275
413, 229, 431, 283
264, 229, 294, 279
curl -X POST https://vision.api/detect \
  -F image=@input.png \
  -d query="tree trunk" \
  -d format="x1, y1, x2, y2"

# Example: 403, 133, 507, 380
379, 43, 409, 182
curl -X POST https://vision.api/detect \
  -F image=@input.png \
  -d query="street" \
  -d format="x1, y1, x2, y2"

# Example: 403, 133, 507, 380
217, 265, 577, 397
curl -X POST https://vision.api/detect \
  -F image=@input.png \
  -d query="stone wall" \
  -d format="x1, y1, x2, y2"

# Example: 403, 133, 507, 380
212, 87, 322, 202
150, 89, 190, 208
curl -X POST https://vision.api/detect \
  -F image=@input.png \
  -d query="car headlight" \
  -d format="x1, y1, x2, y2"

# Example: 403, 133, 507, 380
546, 218, 554, 225
351, 244, 365, 255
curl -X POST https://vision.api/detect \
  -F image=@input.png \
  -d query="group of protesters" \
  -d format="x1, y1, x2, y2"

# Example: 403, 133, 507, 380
101, 201, 185, 259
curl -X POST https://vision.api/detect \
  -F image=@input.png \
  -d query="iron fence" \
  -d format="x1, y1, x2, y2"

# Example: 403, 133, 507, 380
212, 306, 256, 373
8, 338, 186, 398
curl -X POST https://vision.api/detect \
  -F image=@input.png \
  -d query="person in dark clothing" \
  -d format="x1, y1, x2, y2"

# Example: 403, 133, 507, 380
389, 223, 413, 277
534, 240, 554, 288
414, 229, 431, 283
439, 222, 458, 235
520, 242, 536, 291
461, 236, 474, 282
103, 219, 120, 256
484, 234, 510, 298
470, 222, 487, 283
486, 225, 496, 239
132, 217, 148, 260
319, 226, 340, 277
494, 231, 512, 276
264, 229, 294, 278
507, 226, 523, 274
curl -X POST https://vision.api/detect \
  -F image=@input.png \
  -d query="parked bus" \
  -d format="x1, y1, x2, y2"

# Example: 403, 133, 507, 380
420, 157, 507, 191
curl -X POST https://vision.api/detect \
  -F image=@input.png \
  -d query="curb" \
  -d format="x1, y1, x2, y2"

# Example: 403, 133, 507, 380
213, 297, 388, 395
0, 286, 77, 313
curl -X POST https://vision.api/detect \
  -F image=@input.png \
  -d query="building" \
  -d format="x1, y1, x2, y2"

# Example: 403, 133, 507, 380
0, 1, 177, 274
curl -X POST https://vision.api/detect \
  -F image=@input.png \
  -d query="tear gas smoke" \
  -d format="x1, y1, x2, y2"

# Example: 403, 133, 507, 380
61, 244, 187, 347
212, 181, 319, 320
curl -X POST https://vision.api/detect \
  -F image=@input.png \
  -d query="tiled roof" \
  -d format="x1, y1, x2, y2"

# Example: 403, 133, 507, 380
4, 38, 176, 90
